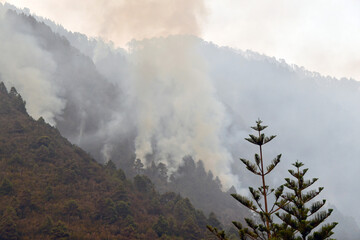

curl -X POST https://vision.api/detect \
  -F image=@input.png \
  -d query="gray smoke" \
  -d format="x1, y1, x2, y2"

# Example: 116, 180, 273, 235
0, 5, 64, 124
1, 0, 207, 47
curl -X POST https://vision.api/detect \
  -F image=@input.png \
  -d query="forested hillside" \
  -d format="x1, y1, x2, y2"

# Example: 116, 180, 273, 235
0, 83, 220, 240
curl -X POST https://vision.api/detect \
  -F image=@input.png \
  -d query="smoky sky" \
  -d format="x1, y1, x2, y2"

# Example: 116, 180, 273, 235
204, 0, 360, 81
0, 0, 207, 47
3, 0, 360, 81
2, 2, 360, 232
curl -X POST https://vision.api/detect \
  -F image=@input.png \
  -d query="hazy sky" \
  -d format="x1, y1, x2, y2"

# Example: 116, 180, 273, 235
1, 0, 360, 80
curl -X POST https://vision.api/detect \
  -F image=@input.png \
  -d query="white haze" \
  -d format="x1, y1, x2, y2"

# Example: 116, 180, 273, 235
0, 6, 64, 124
0, 0, 207, 47
1, 3, 360, 234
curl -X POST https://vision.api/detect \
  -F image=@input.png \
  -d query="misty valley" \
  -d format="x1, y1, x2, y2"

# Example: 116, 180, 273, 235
0, 2, 359, 239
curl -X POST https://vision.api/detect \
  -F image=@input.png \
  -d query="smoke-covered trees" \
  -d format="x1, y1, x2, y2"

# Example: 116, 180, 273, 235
0, 85, 223, 239
208, 120, 337, 240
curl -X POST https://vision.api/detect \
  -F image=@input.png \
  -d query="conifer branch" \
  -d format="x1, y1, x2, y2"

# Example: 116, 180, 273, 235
240, 158, 261, 175
264, 154, 281, 176
231, 194, 259, 213
207, 225, 228, 240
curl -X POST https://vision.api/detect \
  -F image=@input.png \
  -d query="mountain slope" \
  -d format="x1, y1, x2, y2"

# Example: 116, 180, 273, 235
0, 84, 219, 240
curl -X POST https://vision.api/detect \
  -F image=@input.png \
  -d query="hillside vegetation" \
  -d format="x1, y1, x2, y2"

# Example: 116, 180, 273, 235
0, 83, 220, 240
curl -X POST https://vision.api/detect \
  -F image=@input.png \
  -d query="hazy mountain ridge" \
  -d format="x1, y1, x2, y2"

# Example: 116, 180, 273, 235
0, 4, 251, 233
0, 83, 223, 239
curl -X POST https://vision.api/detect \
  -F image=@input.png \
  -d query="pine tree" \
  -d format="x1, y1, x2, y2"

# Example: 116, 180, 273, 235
208, 120, 338, 240
0, 178, 14, 196
0, 207, 19, 240
208, 119, 285, 239
234, 119, 285, 239
275, 161, 337, 240
133, 158, 144, 175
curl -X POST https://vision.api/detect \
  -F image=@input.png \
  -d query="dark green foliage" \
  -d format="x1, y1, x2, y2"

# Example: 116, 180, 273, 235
147, 197, 162, 215
115, 168, 126, 181
10, 122, 24, 134
207, 225, 227, 240
275, 161, 338, 239
17, 190, 35, 218
0, 82, 7, 94
105, 159, 117, 172
0, 178, 14, 196
8, 87, 26, 114
157, 162, 168, 181
111, 183, 128, 201
0, 207, 19, 240
133, 158, 144, 175
115, 201, 131, 218
134, 175, 153, 192
96, 198, 118, 223
38, 216, 54, 235
174, 198, 195, 221
63, 200, 81, 220
36, 136, 51, 148
208, 212, 222, 229
224, 120, 284, 239
8, 153, 23, 165
164, 156, 249, 228
44, 186, 54, 201
208, 120, 338, 240
152, 216, 170, 237
50, 221, 70, 240
180, 216, 202, 240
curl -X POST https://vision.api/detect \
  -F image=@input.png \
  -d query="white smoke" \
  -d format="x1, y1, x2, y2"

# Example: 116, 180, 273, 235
0, 5, 65, 124
127, 36, 238, 186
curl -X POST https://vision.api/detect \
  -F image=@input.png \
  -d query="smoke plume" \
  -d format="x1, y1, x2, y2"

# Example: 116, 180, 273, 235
127, 36, 237, 185
1, 0, 207, 47
0, 6, 64, 124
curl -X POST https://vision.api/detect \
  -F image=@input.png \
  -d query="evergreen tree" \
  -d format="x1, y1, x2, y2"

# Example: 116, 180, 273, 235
152, 216, 170, 237
105, 159, 117, 173
227, 119, 284, 239
18, 190, 33, 218
133, 158, 144, 175
38, 216, 54, 235
50, 221, 70, 240
275, 161, 337, 240
157, 162, 168, 181
0, 82, 8, 94
9, 87, 26, 113
44, 186, 54, 201
208, 120, 338, 240
0, 207, 19, 240
63, 200, 81, 223
0, 178, 14, 196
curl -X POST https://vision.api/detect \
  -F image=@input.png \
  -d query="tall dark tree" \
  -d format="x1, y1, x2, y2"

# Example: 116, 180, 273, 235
133, 158, 144, 175
228, 120, 284, 239
0, 178, 14, 196
208, 120, 337, 240
0, 207, 19, 240
275, 161, 337, 240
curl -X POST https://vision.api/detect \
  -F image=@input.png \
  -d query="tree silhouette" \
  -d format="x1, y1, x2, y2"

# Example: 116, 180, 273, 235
208, 120, 337, 240
227, 119, 285, 239
275, 161, 337, 239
